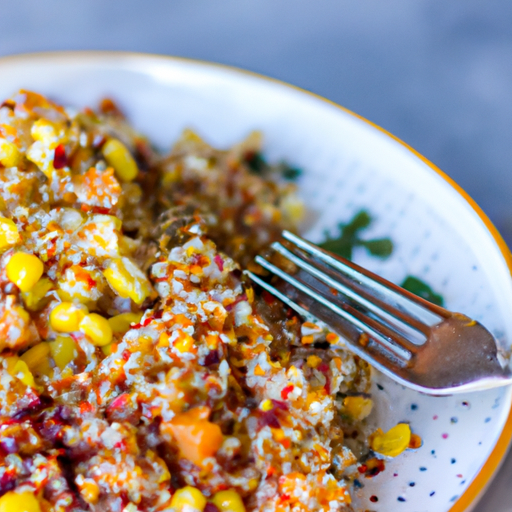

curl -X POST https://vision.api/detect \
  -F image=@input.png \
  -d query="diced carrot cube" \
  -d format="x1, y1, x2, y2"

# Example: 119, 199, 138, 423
163, 407, 223, 466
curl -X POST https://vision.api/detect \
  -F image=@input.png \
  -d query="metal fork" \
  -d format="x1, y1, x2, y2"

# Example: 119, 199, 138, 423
245, 230, 512, 395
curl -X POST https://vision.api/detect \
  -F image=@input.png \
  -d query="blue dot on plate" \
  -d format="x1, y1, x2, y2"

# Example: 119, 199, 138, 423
420, 467, 427, 472
485, 417, 491, 423
430, 491, 435, 497
450, 417, 458, 424
451, 458, 456, 464
411, 403, 418, 410
377, 384, 384, 391
409, 482, 415, 487
397, 497, 406, 502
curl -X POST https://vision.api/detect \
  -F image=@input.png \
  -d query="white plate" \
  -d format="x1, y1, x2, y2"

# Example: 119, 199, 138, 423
1, 51, 511, 512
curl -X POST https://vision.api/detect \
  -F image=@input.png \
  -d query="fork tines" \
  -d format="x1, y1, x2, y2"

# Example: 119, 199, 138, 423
246, 230, 445, 373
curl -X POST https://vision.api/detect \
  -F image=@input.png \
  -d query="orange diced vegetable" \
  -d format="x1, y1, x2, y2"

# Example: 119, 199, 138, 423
163, 406, 223, 466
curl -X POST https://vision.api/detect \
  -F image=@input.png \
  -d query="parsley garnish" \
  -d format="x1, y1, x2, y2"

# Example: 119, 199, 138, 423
245, 151, 268, 174
319, 210, 393, 260
281, 165, 302, 181
319, 211, 444, 306
244, 151, 302, 181
401, 276, 444, 306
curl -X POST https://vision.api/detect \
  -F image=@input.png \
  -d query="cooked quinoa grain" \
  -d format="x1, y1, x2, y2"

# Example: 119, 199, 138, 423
0, 91, 413, 512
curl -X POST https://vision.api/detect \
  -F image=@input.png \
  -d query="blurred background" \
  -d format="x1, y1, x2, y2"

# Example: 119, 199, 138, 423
0, 1, 511, 510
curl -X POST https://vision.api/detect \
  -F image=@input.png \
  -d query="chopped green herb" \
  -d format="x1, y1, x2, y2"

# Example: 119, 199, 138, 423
359, 238, 394, 258
244, 151, 302, 181
280, 164, 302, 181
319, 210, 393, 260
245, 151, 268, 174
401, 276, 444, 306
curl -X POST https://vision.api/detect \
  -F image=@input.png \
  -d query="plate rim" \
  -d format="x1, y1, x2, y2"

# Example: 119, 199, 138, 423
1, 49, 511, 511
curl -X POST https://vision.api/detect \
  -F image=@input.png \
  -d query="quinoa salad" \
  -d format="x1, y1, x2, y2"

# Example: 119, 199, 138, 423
0, 91, 417, 512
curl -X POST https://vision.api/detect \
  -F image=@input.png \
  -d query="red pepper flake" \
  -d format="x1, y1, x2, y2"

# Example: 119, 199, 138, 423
132, 317, 153, 329
107, 393, 130, 413
79, 402, 94, 415
279, 494, 291, 503
281, 385, 294, 400
204, 504, 220, 512
90, 206, 112, 215
214, 254, 224, 272
114, 439, 128, 451
53, 144, 68, 169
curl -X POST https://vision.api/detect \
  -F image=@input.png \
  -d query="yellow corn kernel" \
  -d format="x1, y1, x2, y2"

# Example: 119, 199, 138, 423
211, 490, 246, 512
306, 355, 322, 368
343, 396, 373, 421
20, 342, 51, 372
22, 277, 53, 311
31, 119, 59, 145
5, 356, 36, 388
170, 486, 207, 512
103, 257, 152, 305
0, 490, 41, 512
50, 302, 86, 332
0, 217, 20, 249
0, 138, 21, 168
49, 335, 78, 370
259, 399, 273, 412
370, 423, 411, 458
108, 312, 142, 334
6, 252, 44, 292
102, 138, 138, 182
174, 332, 194, 353
79, 313, 112, 347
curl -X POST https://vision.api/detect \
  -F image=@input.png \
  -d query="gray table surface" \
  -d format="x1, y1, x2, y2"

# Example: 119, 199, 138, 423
1, 1, 512, 510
